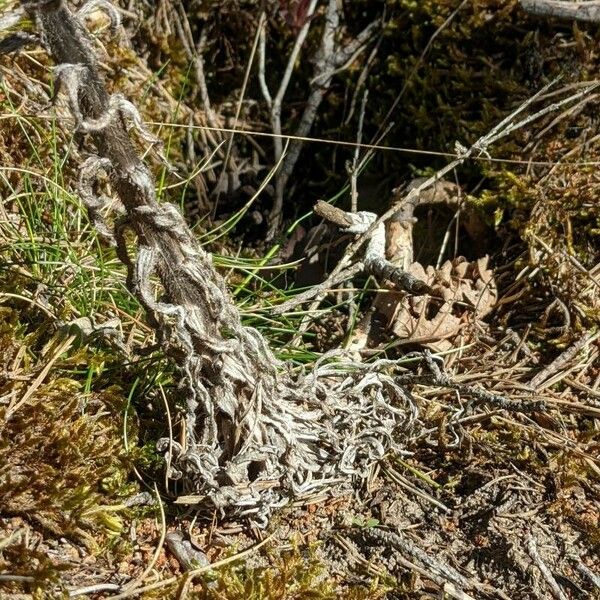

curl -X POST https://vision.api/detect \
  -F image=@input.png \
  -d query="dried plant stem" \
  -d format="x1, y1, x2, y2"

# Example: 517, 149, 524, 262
350, 528, 476, 596
526, 536, 569, 600
264, 0, 381, 238
520, 0, 600, 22
313, 200, 431, 296
348, 90, 368, 213
267, 0, 319, 164
528, 331, 599, 390
18, 0, 420, 526
171, 3, 219, 130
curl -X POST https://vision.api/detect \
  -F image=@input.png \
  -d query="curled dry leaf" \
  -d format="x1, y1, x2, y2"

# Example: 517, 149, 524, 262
374, 256, 497, 352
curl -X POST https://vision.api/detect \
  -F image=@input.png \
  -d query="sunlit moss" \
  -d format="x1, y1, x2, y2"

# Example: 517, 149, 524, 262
195, 541, 391, 600
0, 308, 136, 591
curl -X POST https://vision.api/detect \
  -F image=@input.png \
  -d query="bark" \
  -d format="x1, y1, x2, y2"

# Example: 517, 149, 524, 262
520, 0, 600, 22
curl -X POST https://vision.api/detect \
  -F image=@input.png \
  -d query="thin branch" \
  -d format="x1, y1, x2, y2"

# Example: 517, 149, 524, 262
348, 90, 368, 213
68, 583, 121, 597
344, 35, 381, 125
520, 0, 600, 22
527, 331, 598, 390
270, 0, 319, 162
195, 27, 218, 127
267, 0, 381, 238
526, 536, 569, 600
257, 12, 272, 107
313, 200, 431, 296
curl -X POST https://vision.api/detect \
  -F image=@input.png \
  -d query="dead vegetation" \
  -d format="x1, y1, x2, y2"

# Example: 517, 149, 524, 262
0, 0, 599, 599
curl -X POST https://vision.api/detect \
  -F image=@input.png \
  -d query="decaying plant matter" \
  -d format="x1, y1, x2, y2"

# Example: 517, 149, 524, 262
314, 180, 498, 353
10, 0, 597, 535
12, 0, 427, 527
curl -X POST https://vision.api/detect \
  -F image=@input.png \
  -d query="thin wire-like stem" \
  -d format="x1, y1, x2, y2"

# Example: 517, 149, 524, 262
270, 0, 319, 162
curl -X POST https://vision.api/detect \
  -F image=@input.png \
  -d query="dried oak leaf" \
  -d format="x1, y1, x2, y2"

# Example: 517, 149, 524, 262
375, 256, 497, 352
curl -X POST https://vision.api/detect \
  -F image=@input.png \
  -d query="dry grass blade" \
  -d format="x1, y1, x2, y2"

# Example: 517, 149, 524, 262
5, 334, 75, 418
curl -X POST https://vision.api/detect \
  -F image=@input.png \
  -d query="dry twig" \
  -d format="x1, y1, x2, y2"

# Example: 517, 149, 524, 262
520, 0, 600, 22
526, 536, 569, 600
262, 0, 381, 238
313, 200, 432, 296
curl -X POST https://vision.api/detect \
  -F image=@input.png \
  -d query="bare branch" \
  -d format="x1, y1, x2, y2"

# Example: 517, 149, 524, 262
527, 537, 569, 600
267, 0, 381, 238
333, 18, 381, 68
257, 13, 272, 107
520, 0, 600, 22
348, 90, 368, 213
344, 37, 381, 125
270, 0, 319, 162
313, 200, 431, 296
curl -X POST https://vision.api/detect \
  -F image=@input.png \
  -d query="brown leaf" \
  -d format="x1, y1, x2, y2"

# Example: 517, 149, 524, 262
374, 256, 497, 352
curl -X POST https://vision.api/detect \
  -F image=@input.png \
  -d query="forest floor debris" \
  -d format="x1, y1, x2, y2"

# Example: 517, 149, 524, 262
1, 0, 599, 598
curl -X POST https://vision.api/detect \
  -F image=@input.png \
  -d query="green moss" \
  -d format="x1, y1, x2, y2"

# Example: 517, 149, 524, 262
195, 541, 390, 600
0, 309, 136, 591
0, 377, 131, 543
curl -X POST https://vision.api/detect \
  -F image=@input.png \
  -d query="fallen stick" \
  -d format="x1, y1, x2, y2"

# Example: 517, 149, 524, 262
520, 0, 600, 22
313, 200, 431, 296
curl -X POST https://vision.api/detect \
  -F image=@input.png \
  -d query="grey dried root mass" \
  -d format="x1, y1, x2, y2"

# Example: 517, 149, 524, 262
17, 0, 421, 526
